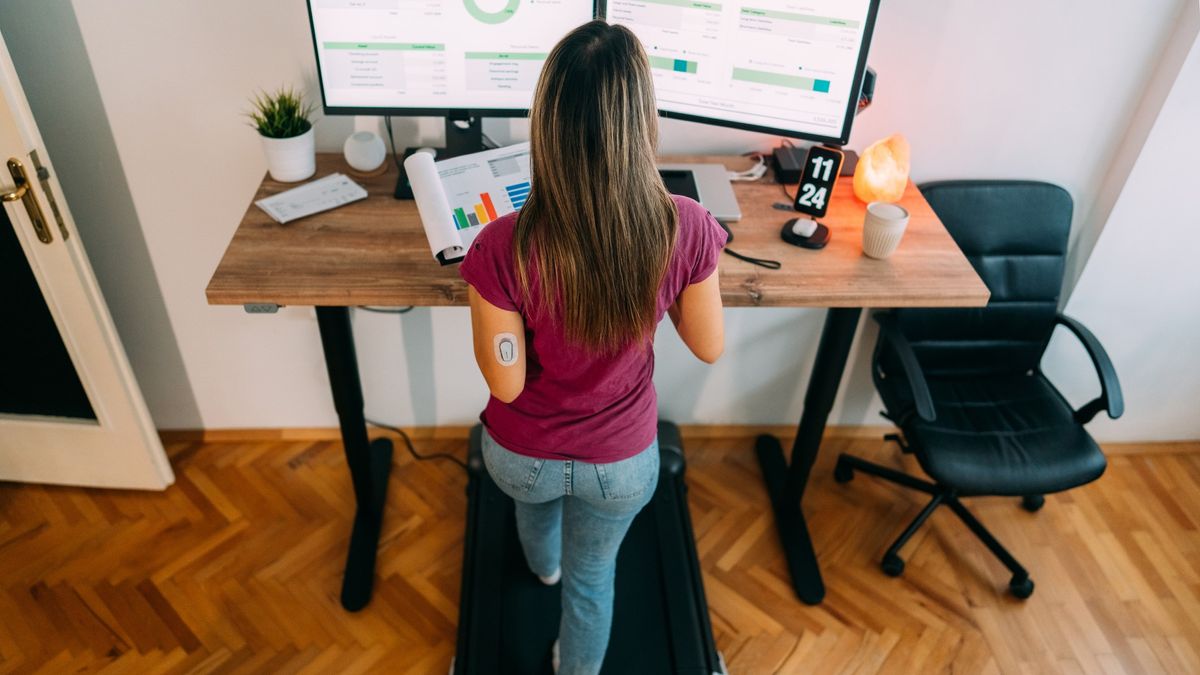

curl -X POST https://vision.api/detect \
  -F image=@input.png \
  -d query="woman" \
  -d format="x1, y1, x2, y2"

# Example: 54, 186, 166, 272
459, 20, 726, 675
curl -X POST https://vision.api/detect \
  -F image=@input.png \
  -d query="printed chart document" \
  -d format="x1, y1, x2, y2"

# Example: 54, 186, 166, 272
254, 173, 368, 224
405, 143, 530, 264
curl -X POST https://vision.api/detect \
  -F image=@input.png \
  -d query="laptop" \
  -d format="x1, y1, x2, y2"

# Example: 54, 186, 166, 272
658, 163, 742, 223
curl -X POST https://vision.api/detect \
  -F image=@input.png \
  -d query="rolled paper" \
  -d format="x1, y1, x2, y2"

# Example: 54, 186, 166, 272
405, 150, 465, 261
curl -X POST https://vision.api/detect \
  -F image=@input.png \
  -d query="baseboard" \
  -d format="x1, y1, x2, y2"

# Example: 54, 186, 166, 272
157, 425, 1199, 455
156, 424, 886, 445
158, 425, 474, 443
1101, 441, 1200, 455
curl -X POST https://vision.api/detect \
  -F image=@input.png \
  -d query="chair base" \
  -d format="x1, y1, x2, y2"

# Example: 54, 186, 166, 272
835, 453, 1036, 600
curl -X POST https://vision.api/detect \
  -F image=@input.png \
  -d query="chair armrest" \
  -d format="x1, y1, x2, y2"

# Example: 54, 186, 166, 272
1054, 313, 1124, 423
874, 312, 936, 422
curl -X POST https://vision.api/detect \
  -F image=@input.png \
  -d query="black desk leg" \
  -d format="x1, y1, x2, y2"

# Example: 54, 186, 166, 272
755, 307, 862, 605
315, 306, 394, 612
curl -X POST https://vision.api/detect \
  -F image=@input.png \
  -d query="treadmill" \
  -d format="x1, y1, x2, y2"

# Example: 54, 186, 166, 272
453, 421, 728, 675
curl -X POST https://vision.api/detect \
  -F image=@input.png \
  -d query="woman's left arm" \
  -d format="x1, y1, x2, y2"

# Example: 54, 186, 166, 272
467, 286, 527, 403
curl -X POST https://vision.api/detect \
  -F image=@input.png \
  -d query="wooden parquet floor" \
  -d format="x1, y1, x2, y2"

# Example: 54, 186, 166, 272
1, 432, 1199, 674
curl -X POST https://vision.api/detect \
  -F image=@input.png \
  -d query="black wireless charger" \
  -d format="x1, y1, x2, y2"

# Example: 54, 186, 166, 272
780, 217, 831, 249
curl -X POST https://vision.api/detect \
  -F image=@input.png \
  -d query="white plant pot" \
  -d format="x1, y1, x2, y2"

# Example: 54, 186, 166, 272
260, 127, 315, 183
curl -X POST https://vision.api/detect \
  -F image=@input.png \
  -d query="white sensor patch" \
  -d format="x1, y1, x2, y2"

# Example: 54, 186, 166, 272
493, 333, 518, 367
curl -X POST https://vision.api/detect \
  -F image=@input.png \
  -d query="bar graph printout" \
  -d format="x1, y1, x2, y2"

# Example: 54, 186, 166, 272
404, 142, 531, 263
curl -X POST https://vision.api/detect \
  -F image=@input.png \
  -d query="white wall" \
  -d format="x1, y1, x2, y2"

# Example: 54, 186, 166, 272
1043, 3, 1200, 442
2, 0, 1192, 439
0, 0, 202, 426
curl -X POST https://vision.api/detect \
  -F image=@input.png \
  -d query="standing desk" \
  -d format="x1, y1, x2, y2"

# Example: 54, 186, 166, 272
206, 153, 989, 617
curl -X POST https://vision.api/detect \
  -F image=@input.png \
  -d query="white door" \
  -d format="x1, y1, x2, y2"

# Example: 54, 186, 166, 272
0, 32, 171, 489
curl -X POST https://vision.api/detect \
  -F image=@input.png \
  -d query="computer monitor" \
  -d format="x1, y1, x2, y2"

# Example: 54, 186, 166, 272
306, 0, 599, 116
608, 0, 880, 145
306, 1, 879, 203
307, 1, 877, 144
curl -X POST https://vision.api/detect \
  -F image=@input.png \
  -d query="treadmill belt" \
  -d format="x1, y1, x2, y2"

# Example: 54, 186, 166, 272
494, 479, 676, 674
455, 422, 722, 675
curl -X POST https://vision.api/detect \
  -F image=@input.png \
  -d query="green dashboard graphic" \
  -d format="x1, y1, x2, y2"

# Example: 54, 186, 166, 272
463, 0, 519, 24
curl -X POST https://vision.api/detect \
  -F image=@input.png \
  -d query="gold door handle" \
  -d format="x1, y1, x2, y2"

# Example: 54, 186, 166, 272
2, 157, 51, 243
1, 181, 27, 201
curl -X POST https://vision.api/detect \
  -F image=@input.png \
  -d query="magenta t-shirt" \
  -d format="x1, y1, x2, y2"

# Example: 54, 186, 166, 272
459, 195, 728, 463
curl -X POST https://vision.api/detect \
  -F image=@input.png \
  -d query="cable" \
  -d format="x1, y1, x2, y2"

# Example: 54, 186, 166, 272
728, 152, 768, 182
384, 116, 403, 171
723, 248, 782, 270
366, 417, 469, 471
356, 305, 415, 314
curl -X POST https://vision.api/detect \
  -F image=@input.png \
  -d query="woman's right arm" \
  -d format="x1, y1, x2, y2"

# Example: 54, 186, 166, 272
670, 268, 724, 363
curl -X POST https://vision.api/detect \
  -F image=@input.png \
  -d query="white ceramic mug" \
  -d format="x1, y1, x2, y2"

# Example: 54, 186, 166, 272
862, 202, 910, 259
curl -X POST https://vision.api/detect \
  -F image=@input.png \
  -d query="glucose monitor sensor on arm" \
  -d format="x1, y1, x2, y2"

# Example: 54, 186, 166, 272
494, 333, 519, 367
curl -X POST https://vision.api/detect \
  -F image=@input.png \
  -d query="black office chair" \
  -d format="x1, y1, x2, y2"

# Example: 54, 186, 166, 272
834, 180, 1123, 599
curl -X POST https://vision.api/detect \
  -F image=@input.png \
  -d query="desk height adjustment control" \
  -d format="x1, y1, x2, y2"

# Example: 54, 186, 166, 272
243, 303, 281, 314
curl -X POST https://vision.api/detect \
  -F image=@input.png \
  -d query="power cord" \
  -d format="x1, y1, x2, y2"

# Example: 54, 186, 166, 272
353, 300, 463, 471
366, 417, 469, 472
728, 152, 768, 182
723, 248, 782, 270
384, 116, 403, 171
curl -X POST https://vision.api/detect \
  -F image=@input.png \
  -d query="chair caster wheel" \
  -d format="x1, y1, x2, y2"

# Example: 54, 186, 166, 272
1021, 495, 1045, 512
881, 553, 905, 577
1009, 576, 1034, 599
834, 457, 854, 483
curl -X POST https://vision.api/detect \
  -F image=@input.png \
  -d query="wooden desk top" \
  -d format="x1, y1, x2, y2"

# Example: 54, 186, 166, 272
206, 154, 989, 309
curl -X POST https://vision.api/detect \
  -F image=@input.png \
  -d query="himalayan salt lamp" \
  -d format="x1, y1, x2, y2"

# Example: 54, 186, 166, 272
853, 134, 911, 203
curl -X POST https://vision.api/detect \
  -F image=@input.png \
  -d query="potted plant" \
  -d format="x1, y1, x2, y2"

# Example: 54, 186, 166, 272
248, 87, 316, 182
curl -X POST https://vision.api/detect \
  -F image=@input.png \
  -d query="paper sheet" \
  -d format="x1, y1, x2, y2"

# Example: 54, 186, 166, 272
406, 143, 531, 263
254, 173, 367, 224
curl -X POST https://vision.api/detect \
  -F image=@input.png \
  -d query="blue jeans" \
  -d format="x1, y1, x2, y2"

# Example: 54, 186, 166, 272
481, 429, 660, 675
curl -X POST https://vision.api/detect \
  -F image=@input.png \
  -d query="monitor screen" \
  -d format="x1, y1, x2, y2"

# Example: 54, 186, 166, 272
307, 1, 878, 143
307, 0, 598, 115
609, 0, 878, 143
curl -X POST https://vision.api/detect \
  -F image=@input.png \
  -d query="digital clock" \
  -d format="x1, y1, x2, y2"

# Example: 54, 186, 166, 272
793, 145, 845, 219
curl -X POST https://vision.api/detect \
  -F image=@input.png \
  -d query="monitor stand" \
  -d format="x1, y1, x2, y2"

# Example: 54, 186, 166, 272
394, 114, 486, 200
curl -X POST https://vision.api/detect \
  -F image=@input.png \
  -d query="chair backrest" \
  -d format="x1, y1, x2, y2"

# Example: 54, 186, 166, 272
891, 180, 1072, 377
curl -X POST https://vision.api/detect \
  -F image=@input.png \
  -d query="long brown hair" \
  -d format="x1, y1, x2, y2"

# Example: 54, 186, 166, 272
514, 20, 677, 353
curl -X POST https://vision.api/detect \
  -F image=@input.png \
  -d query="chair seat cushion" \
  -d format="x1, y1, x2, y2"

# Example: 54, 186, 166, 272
878, 372, 1106, 496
